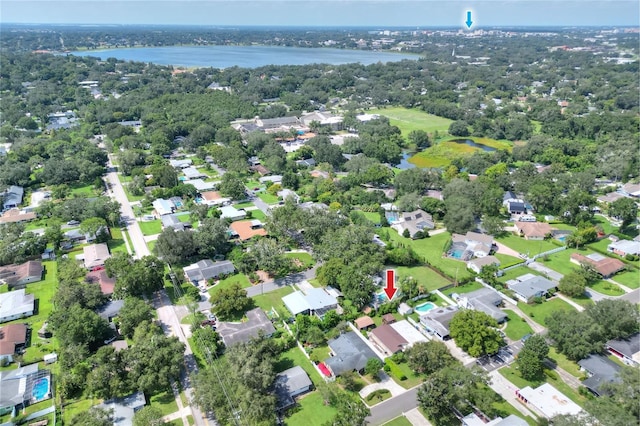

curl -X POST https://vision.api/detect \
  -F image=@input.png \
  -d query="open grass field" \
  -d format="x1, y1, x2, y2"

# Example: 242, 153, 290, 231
611, 270, 640, 289
368, 107, 453, 136
107, 227, 128, 254
408, 136, 512, 168
443, 281, 484, 297
150, 389, 179, 416
547, 347, 583, 378
251, 286, 294, 312
517, 297, 575, 327
285, 252, 315, 268
502, 309, 534, 341
277, 347, 324, 387
385, 231, 474, 281
258, 192, 279, 204
589, 280, 625, 296
362, 211, 381, 224
536, 248, 582, 276
208, 273, 252, 297
392, 265, 451, 292
139, 219, 162, 236
497, 266, 542, 284
69, 182, 97, 197
495, 234, 560, 257
284, 391, 337, 426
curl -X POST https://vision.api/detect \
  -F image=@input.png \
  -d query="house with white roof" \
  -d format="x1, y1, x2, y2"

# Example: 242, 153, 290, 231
169, 159, 193, 169
607, 239, 640, 257
220, 205, 247, 221
516, 383, 582, 419
391, 209, 434, 239
282, 288, 338, 318
82, 243, 111, 271
277, 189, 300, 203
182, 167, 206, 180
152, 198, 175, 216
187, 179, 218, 192
0, 289, 35, 323
467, 256, 500, 274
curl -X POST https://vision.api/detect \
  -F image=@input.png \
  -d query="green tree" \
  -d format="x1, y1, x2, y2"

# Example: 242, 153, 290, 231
49, 304, 111, 350
80, 217, 110, 242
406, 341, 455, 375
364, 358, 383, 376
209, 282, 253, 320
408, 130, 430, 148
153, 227, 198, 264
69, 407, 113, 426
133, 406, 165, 426
449, 310, 504, 357
325, 391, 370, 426
194, 217, 231, 258
118, 297, 154, 338
546, 310, 603, 361
219, 172, 247, 200
448, 120, 470, 137
516, 335, 548, 381
584, 299, 640, 341
608, 197, 637, 229
558, 272, 587, 297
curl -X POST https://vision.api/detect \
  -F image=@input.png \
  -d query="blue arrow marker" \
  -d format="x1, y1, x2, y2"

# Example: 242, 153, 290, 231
465, 11, 473, 29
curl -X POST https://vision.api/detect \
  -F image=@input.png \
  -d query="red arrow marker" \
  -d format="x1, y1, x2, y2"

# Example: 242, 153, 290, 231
384, 269, 397, 300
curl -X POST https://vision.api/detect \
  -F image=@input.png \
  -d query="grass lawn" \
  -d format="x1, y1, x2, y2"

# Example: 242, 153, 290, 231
589, 280, 625, 296
364, 389, 392, 405
234, 202, 255, 209
285, 391, 337, 426
494, 253, 524, 269
208, 273, 252, 297
361, 211, 381, 224
502, 310, 534, 341
258, 192, 279, 204
499, 366, 586, 408
368, 107, 453, 137
388, 360, 424, 389
107, 227, 128, 254
611, 270, 640, 289
150, 389, 179, 416
309, 345, 330, 362
147, 240, 156, 253
249, 209, 267, 220
69, 182, 96, 196
547, 347, 583, 378
245, 180, 263, 190
497, 266, 543, 284
285, 252, 315, 268
139, 220, 162, 236
24, 398, 54, 416
443, 281, 483, 298
517, 297, 575, 327
382, 416, 413, 426
385, 231, 473, 281
392, 265, 451, 292
492, 400, 537, 426
277, 347, 325, 387
408, 137, 512, 168
251, 286, 294, 312
496, 234, 560, 257
62, 398, 96, 423
537, 248, 586, 276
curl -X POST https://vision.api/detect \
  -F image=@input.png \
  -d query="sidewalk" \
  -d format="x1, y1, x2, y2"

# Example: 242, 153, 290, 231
554, 294, 585, 312
404, 408, 432, 426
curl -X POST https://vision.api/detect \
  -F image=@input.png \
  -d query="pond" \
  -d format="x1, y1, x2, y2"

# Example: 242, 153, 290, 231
395, 152, 416, 170
450, 139, 497, 152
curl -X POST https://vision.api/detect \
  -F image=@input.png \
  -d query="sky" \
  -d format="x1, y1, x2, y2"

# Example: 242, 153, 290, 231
1, 0, 639, 27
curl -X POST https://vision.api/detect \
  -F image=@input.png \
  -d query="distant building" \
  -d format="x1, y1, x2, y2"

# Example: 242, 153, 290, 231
0, 323, 28, 363
182, 167, 206, 180
220, 206, 247, 221
607, 239, 640, 257
467, 256, 501, 274
462, 414, 528, 426
453, 287, 506, 323
169, 159, 193, 169
0, 208, 36, 224
274, 366, 313, 411
82, 243, 111, 271
152, 198, 175, 216
161, 214, 188, 231
2, 186, 24, 211
506, 274, 556, 303
514, 222, 554, 240
570, 252, 625, 278
354, 316, 375, 330
200, 191, 229, 207
0, 364, 51, 414
229, 220, 266, 241
96, 300, 124, 326
85, 270, 116, 296
578, 354, 622, 396
217, 308, 276, 347
606, 333, 640, 366
0, 261, 43, 289
391, 209, 434, 239
369, 324, 408, 356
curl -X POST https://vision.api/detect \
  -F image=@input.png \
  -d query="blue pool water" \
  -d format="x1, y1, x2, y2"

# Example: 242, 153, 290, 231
32, 377, 50, 401
415, 302, 437, 313
557, 236, 567, 242
450, 249, 465, 259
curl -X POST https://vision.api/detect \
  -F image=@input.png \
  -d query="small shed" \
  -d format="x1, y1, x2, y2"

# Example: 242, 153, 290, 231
382, 313, 397, 325
354, 316, 375, 330
44, 353, 58, 364
398, 303, 413, 316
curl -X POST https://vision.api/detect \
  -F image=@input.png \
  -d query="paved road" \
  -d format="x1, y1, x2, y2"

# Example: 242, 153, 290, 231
251, 195, 272, 217
488, 370, 537, 418
367, 386, 420, 426
106, 156, 212, 426
619, 288, 640, 303
542, 359, 582, 389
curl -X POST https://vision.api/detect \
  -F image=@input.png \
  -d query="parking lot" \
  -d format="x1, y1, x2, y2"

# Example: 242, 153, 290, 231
476, 341, 523, 372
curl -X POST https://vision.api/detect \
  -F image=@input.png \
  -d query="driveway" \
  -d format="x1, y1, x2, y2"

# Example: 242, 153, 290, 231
366, 386, 420, 426
528, 261, 563, 282
359, 372, 406, 399
488, 370, 537, 418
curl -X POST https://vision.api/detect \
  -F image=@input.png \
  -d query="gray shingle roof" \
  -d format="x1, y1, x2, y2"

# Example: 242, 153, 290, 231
607, 333, 640, 359
579, 354, 621, 396
217, 308, 275, 346
324, 331, 379, 376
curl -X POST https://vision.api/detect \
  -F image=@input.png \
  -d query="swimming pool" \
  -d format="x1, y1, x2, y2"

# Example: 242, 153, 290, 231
415, 301, 437, 313
32, 377, 50, 401
449, 249, 465, 259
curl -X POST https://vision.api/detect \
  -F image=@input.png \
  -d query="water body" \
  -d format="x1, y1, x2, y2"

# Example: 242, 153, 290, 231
395, 151, 416, 170
70, 45, 418, 68
450, 138, 497, 152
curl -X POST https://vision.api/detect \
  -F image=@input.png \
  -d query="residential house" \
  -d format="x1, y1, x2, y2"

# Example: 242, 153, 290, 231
278, 189, 300, 204
0, 208, 36, 224
255, 116, 301, 131
82, 243, 111, 270
607, 239, 640, 257
96, 300, 124, 326
220, 205, 247, 221
354, 316, 375, 330
0, 261, 43, 289
85, 270, 116, 296
2, 186, 24, 211
369, 324, 408, 356
0, 289, 35, 323
323, 331, 380, 377
200, 191, 230, 206
259, 175, 283, 185
0, 364, 49, 414
233, 122, 262, 135
569, 253, 625, 278
503, 191, 527, 215
161, 214, 188, 231
251, 165, 271, 176
152, 198, 175, 216
516, 383, 582, 419
451, 232, 495, 258
188, 179, 217, 192
619, 182, 640, 198
419, 306, 459, 340
389, 320, 428, 346
295, 158, 316, 168
514, 222, 554, 240
606, 333, 640, 366
300, 111, 343, 131
462, 414, 528, 426
391, 209, 434, 239
453, 287, 506, 323
597, 192, 625, 204
182, 166, 206, 180
98, 391, 146, 426
467, 256, 501, 274
282, 288, 338, 318
229, 220, 266, 241
248, 156, 261, 166
217, 308, 276, 346
578, 354, 621, 396
426, 190, 444, 200
0, 324, 28, 363
506, 274, 557, 303
183, 259, 235, 285
274, 366, 313, 411
298, 201, 328, 211
169, 159, 193, 169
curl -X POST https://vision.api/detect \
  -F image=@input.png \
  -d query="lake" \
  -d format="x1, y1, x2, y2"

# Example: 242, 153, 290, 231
70, 45, 419, 69
450, 139, 497, 152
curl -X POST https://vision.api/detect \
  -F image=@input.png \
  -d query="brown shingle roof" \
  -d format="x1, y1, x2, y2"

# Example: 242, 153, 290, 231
0, 209, 36, 224
229, 220, 267, 241
0, 323, 28, 355
570, 253, 626, 277
354, 316, 375, 330
370, 324, 407, 353
515, 222, 553, 238
85, 270, 116, 295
